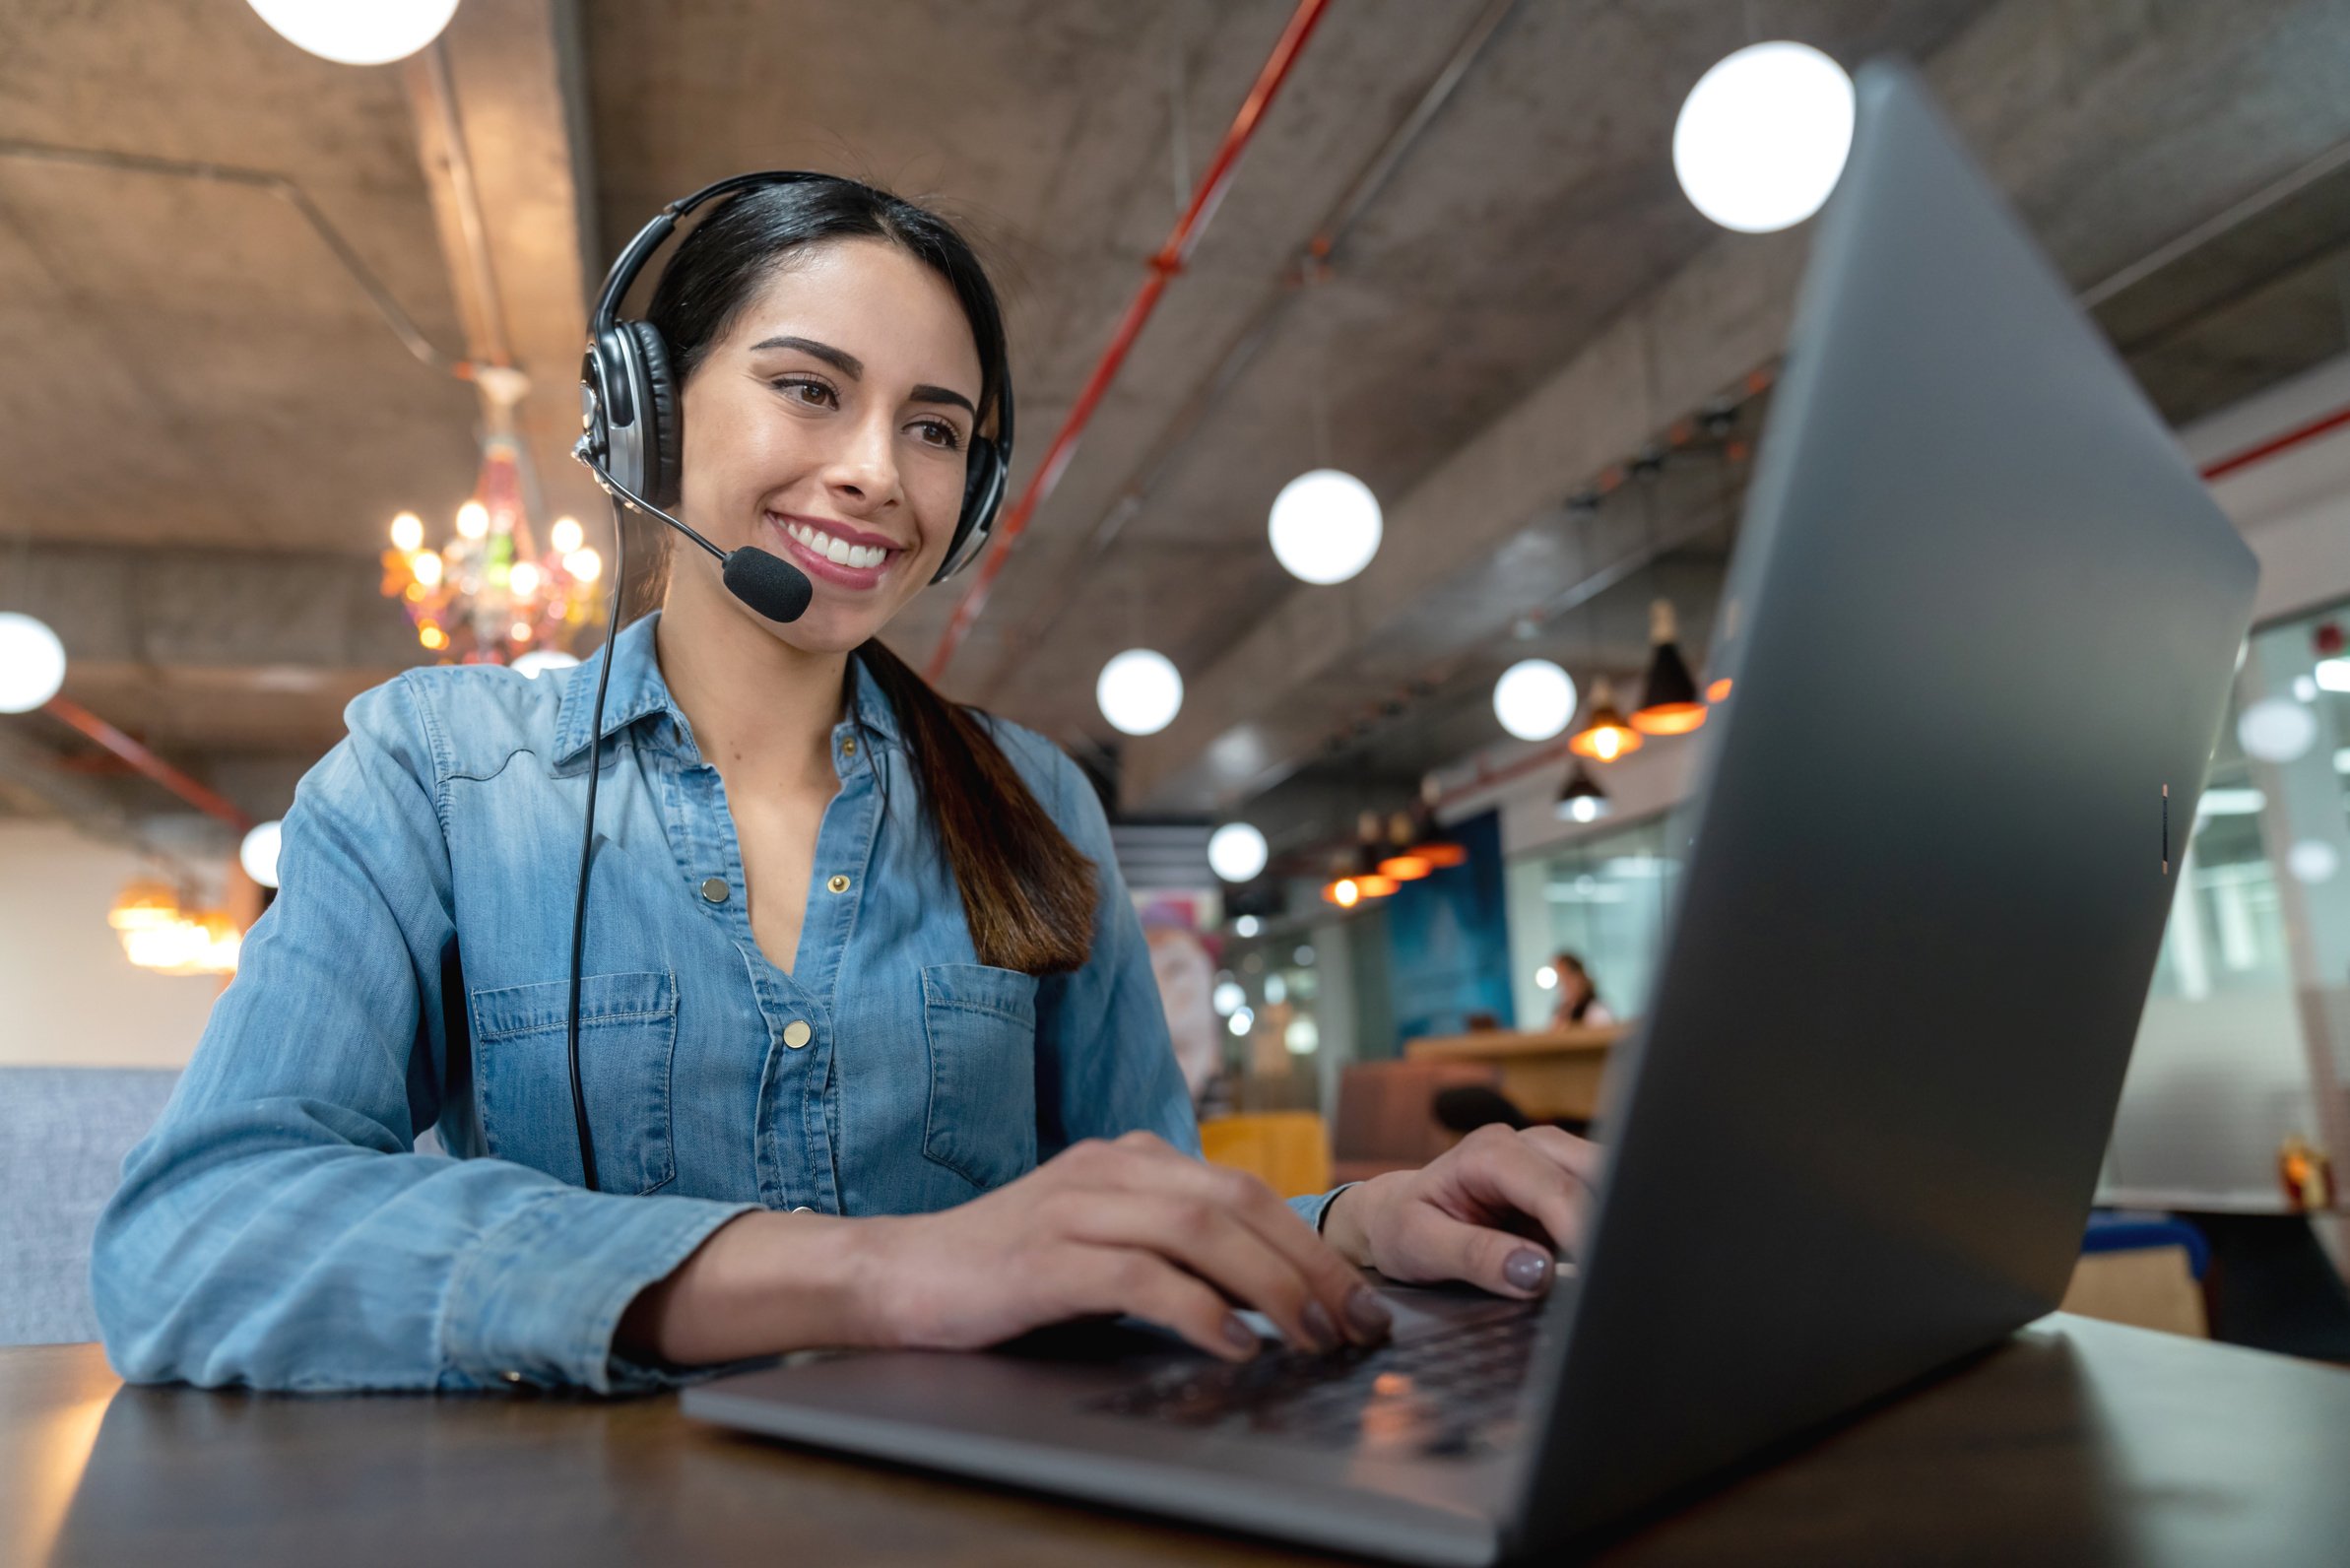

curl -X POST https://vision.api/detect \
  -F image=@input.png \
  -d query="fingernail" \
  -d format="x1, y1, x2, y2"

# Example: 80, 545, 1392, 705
1505, 1249, 1552, 1295
1222, 1313, 1260, 1356
1344, 1285, 1394, 1341
1300, 1300, 1339, 1351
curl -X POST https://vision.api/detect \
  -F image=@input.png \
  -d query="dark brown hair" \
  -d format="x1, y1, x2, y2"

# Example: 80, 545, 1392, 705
640, 177, 1096, 974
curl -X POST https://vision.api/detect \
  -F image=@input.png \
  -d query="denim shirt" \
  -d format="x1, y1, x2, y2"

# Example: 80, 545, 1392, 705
93, 613, 1338, 1394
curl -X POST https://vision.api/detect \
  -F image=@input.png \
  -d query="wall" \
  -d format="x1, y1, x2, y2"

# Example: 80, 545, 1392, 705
0, 821, 223, 1068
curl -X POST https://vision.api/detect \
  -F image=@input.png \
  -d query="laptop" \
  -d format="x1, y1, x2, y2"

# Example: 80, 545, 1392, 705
684, 61, 2257, 1565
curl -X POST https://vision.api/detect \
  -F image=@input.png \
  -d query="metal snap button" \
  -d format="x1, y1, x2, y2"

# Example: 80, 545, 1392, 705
790, 1206, 814, 1213
840, 736, 857, 758
783, 1019, 813, 1050
500, 1370, 524, 1385
699, 877, 729, 903
826, 874, 850, 894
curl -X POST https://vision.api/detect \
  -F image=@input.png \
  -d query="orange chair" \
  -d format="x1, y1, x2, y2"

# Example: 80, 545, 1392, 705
1197, 1111, 1334, 1199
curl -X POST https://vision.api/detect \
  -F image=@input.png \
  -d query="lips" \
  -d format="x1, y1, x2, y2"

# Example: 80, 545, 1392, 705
764, 512, 904, 590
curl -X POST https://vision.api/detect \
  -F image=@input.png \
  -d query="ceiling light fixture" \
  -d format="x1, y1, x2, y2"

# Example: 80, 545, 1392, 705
1672, 40, 1856, 233
0, 612, 67, 713
1493, 658, 1579, 742
1208, 821, 1271, 882
380, 432, 601, 666
1568, 678, 1645, 762
238, 820, 285, 889
1269, 469, 1383, 585
1631, 599, 1707, 735
246, 0, 462, 66
1555, 762, 1611, 823
1097, 649, 1184, 736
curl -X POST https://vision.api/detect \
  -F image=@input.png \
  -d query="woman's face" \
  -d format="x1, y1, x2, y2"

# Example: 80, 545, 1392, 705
671, 237, 986, 653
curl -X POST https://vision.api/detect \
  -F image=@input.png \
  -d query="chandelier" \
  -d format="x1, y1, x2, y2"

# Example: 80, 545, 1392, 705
380, 426, 604, 666
108, 881, 240, 975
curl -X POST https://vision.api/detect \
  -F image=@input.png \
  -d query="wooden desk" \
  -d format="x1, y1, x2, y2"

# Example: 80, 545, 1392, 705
1405, 1024, 1622, 1122
7, 1318, 2348, 1566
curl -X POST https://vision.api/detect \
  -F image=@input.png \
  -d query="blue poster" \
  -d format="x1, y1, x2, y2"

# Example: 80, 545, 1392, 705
1385, 810, 1514, 1044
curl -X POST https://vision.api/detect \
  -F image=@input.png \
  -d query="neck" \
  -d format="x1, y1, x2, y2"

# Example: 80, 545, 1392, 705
653, 587, 849, 778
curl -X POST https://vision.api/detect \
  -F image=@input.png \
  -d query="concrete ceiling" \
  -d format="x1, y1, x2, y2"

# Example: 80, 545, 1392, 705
2, 0, 2347, 860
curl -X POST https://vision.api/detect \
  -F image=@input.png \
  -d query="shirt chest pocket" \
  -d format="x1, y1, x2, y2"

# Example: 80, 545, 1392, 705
469, 970, 678, 1196
920, 963, 1040, 1192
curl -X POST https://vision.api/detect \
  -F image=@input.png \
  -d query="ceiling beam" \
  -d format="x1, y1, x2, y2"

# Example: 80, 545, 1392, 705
1121, 0, 2350, 812
403, 0, 607, 543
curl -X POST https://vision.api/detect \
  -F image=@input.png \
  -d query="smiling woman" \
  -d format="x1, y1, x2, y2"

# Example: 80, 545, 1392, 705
88, 175, 1598, 1396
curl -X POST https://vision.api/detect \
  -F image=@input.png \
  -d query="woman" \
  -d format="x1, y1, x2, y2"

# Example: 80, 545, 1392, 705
93, 177, 1598, 1393
1549, 951, 1614, 1029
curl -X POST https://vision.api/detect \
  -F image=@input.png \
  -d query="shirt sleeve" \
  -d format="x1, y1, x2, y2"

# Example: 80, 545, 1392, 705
90, 675, 754, 1394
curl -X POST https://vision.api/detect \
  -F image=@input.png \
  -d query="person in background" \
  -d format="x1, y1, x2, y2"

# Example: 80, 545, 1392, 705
1549, 950, 1614, 1029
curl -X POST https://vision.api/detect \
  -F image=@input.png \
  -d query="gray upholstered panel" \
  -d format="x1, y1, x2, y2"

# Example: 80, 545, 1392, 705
0, 1067, 180, 1345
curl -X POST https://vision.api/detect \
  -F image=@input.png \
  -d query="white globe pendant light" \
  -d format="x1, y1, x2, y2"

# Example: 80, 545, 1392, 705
1208, 822, 1271, 882
1672, 41, 1856, 233
2239, 698, 2317, 764
1097, 649, 1184, 737
0, 612, 67, 713
1269, 469, 1383, 585
239, 820, 285, 889
510, 649, 581, 680
246, 0, 462, 64
1493, 658, 1578, 742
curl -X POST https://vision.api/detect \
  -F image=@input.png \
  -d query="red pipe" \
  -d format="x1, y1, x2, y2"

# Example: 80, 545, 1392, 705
2200, 403, 2350, 483
43, 694, 254, 833
924, 0, 1335, 683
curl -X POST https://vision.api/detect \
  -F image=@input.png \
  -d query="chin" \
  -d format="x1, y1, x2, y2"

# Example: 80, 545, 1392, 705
737, 589, 889, 655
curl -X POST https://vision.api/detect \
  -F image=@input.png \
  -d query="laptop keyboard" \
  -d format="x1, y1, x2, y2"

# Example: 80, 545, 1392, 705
1086, 1308, 1541, 1459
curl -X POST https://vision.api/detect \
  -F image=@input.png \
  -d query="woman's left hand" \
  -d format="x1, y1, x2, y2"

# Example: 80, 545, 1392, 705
1319, 1125, 1601, 1300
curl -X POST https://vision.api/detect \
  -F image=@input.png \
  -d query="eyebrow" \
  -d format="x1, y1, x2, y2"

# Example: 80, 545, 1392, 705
750, 334, 978, 420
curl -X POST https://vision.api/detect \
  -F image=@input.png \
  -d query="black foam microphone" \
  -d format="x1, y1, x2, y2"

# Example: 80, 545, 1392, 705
575, 434, 814, 624
723, 546, 815, 622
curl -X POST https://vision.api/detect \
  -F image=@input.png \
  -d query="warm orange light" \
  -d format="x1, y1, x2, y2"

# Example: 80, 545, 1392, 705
1707, 677, 1732, 703
1325, 878, 1362, 907
510, 621, 534, 643
1414, 841, 1469, 869
1629, 701, 1708, 736
1378, 853, 1433, 882
1355, 874, 1400, 899
419, 624, 447, 651
107, 881, 180, 933
403, 582, 426, 602
1570, 721, 1643, 761
389, 511, 424, 552
411, 550, 444, 589
550, 516, 585, 555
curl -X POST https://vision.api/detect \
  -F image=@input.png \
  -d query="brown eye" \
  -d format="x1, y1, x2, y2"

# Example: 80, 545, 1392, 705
912, 419, 963, 451
772, 376, 837, 409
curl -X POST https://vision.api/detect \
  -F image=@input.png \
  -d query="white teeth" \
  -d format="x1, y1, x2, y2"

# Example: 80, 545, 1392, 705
781, 518, 890, 572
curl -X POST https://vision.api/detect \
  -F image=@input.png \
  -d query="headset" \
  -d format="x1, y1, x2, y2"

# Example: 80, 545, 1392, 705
562, 171, 1016, 1190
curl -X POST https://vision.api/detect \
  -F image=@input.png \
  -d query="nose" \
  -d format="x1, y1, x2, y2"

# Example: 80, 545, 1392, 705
820, 405, 901, 516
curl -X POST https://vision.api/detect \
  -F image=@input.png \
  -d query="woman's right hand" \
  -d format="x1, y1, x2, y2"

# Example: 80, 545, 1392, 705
618, 1132, 1391, 1369
859, 1131, 1393, 1360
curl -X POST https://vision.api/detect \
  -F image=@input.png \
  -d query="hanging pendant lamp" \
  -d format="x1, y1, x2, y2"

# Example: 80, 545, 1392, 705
1632, 599, 1707, 735
1568, 678, 1645, 761
1555, 762, 1611, 823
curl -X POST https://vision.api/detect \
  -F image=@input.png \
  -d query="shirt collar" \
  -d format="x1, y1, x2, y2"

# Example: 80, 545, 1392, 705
553, 611, 903, 766
552, 612, 679, 768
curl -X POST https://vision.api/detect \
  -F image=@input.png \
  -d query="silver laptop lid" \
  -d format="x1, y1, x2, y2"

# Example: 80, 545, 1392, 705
1508, 60, 2256, 1549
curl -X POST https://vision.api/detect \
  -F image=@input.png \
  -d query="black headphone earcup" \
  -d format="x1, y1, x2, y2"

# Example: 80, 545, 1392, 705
936, 434, 1007, 583
626, 321, 683, 510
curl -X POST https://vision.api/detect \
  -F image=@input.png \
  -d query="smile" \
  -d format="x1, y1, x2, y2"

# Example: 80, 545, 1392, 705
780, 518, 896, 569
